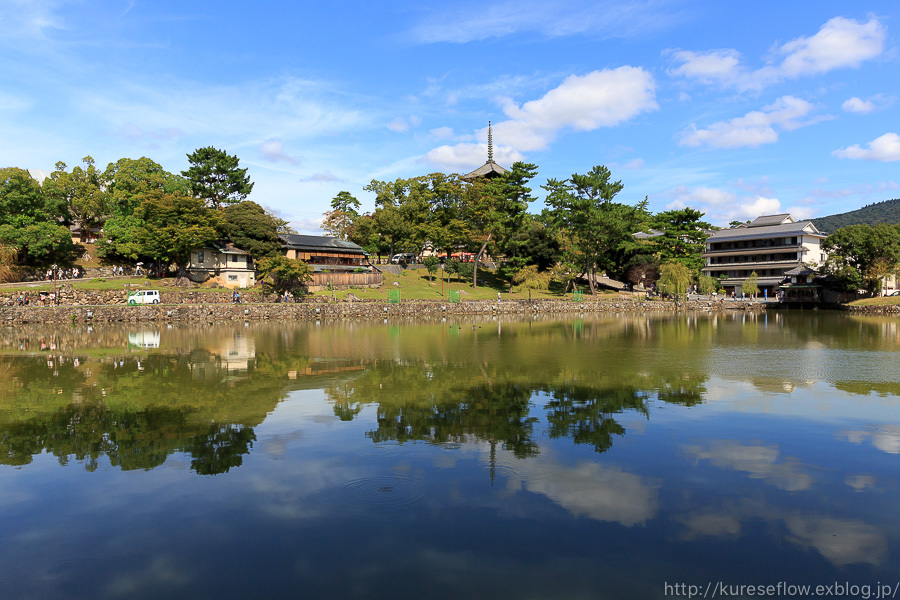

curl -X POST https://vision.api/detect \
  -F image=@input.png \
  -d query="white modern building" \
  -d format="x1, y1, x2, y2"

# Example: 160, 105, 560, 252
702, 214, 827, 296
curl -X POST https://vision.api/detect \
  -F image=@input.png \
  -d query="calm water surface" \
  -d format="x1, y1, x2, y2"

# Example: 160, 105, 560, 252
1, 311, 899, 599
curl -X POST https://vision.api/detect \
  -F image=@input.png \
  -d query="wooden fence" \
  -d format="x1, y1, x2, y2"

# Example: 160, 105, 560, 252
308, 271, 383, 291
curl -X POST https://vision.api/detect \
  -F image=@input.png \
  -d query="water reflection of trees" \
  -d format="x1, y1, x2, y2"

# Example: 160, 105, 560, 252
327, 356, 708, 457
0, 326, 315, 473
543, 385, 649, 453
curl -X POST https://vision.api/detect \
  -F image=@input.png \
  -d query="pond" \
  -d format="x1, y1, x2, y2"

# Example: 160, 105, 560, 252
0, 311, 899, 599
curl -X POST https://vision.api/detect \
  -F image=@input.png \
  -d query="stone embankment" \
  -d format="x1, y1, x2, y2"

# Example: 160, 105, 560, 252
1, 295, 768, 324
842, 304, 900, 315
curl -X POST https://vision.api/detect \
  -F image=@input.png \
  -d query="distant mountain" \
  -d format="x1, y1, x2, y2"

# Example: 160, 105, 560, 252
811, 198, 900, 233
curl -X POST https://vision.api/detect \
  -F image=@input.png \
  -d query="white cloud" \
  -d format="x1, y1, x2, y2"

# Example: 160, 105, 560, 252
842, 97, 875, 114
838, 425, 900, 454
288, 216, 325, 235
669, 17, 885, 92
509, 458, 659, 526
663, 185, 794, 226
778, 17, 885, 77
497, 67, 657, 151
424, 143, 524, 171
784, 515, 886, 566
741, 196, 783, 219
258, 140, 302, 166
670, 185, 735, 207
683, 440, 814, 491
425, 67, 656, 170
680, 96, 818, 149
833, 133, 900, 162
845, 474, 876, 492
622, 158, 644, 170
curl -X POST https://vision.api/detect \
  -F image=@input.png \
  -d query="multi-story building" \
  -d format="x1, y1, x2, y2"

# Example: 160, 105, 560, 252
702, 214, 827, 296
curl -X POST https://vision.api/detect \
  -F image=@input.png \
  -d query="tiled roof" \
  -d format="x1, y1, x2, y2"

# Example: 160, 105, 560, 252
279, 234, 366, 253
462, 161, 508, 179
707, 221, 823, 242
750, 214, 794, 226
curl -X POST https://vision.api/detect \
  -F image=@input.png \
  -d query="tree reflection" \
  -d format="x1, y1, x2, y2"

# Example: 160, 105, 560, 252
367, 381, 540, 459
543, 385, 649, 453
187, 424, 256, 475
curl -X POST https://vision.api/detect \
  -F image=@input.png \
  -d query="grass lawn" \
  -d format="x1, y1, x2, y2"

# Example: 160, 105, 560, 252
1, 266, 629, 303
848, 295, 900, 306
312, 267, 623, 302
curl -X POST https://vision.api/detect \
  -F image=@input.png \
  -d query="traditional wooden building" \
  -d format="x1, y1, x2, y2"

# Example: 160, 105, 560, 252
278, 234, 382, 291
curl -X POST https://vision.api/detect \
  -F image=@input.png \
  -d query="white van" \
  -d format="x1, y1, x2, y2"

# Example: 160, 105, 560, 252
391, 253, 417, 264
127, 290, 161, 305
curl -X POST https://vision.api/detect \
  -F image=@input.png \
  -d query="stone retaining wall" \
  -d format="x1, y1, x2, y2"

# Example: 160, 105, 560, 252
842, 304, 900, 315
1, 298, 768, 324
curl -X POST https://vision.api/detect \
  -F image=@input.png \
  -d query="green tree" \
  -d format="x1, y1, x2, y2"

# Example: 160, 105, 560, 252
509, 216, 562, 272
511, 264, 551, 291
0, 168, 51, 227
220, 201, 282, 260
182, 147, 254, 209
95, 215, 146, 261
104, 157, 190, 217
646, 208, 711, 274
423, 255, 440, 281
657, 262, 693, 299
256, 255, 312, 293
741, 271, 760, 298
0, 168, 78, 267
43, 157, 110, 231
698, 274, 719, 299
0, 221, 80, 267
322, 191, 361, 240
134, 191, 222, 276
823, 224, 900, 296
465, 163, 537, 288
544, 165, 648, 294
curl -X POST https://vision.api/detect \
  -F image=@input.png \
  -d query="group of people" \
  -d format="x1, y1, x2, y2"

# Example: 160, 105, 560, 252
45, 268, 81, 280
231, 290, 241, 304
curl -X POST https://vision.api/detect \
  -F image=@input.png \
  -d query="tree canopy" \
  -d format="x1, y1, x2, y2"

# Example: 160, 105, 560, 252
182, 146, 254, 209
134, 191, 223, 276
823, 223, 900, 295
544, 165, 648, 294
220, 201, 282, 260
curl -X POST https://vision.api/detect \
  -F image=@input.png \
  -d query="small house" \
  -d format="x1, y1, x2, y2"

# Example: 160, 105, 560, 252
187, 242, 256, 288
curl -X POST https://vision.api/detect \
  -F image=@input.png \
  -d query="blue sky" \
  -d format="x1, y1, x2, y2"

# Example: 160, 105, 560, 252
1, 1, 897, 232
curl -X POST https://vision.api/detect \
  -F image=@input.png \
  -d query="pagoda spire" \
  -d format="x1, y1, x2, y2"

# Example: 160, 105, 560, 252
487, 121, 494, 164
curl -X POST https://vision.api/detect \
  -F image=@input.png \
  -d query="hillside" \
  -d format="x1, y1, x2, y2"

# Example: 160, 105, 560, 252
811, 198, 900, 233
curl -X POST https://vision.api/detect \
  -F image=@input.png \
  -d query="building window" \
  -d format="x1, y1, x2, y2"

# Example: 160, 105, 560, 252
198, 251, 205, 264
228, 275, 238, 281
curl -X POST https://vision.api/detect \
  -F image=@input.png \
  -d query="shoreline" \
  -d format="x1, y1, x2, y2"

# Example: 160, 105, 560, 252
2, 298, 774, 324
